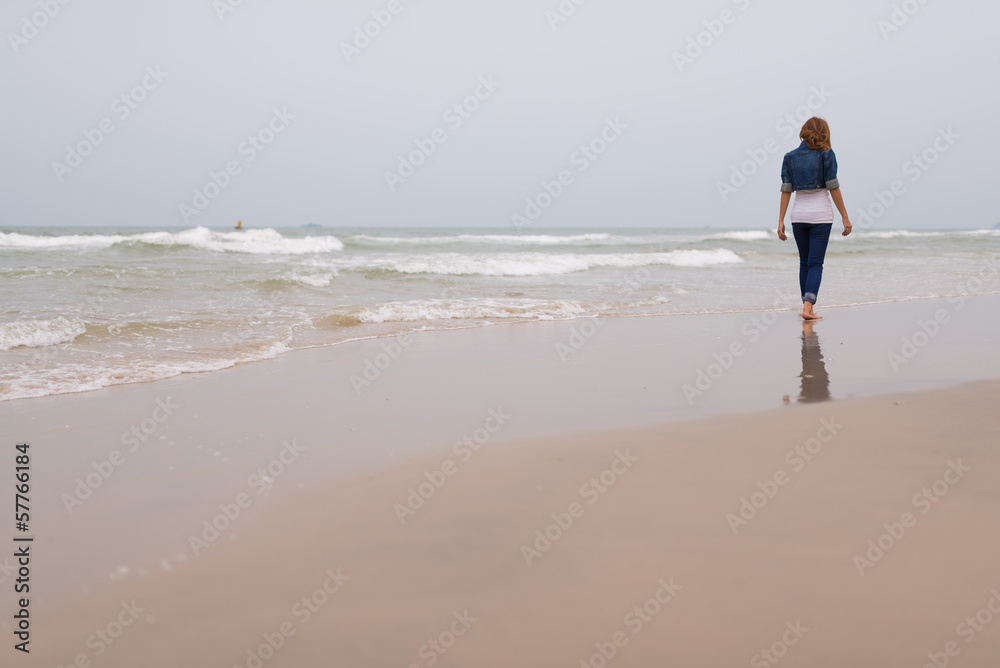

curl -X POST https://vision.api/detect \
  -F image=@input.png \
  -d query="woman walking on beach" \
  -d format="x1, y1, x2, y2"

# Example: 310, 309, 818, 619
777, 117, 852, 320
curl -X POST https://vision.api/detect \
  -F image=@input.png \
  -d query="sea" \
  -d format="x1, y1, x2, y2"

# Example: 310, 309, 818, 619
2, 225, 998, 401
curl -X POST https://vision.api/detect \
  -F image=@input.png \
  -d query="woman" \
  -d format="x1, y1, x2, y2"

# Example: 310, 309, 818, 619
777, 117, 852, 320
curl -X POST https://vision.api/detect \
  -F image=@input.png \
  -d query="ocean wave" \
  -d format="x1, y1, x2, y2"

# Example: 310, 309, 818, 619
0, 232, 122, 250
863, 230, 947, 239
129, 227, 345, 254
0, 317, 87, 350
281, 270, 337, 287
0, 227, 344, 254
861, 229, 999, 239
352, 298, 589, 323
710, 230, 771, 241
335, 249, 742, 276
345, 233, 617, 246
0, 340, 291, 401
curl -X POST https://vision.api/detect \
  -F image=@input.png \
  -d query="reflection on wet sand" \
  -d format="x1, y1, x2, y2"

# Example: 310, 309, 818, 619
799, 321, 830, 403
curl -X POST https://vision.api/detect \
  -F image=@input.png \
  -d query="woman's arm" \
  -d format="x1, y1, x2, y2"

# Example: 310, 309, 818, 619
777, 191, 791, 240
829, 188, 853, 236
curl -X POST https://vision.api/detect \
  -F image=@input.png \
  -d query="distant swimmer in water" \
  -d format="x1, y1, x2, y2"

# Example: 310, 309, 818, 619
235, 220, 243, 230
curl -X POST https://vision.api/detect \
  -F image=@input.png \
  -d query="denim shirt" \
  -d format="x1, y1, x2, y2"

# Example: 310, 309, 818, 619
780, 141, 840, 193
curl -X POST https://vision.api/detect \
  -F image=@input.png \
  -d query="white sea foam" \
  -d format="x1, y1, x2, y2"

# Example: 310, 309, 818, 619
131, 227, 344, 254
0, 232, 124, 249
660, 249, 743, 266
710, 230, 771, 241
335, 249, 742, 276
354, 298, 589, 323
345, 233, 617, 246
0, 227, 344, 254
860, 229, 1000, 239
283, 270, 336, 287
0, 317, 86, 350
863, 230, 947, 239
1, 340, 291, 401
958, 229, 1000, 236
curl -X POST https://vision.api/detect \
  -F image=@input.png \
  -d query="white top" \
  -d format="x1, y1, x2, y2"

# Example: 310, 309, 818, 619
790, 189, 833, 224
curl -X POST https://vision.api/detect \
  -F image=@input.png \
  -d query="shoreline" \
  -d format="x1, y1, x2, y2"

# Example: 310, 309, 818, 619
4, 290, 1000, 405
5, 293, 1000, 438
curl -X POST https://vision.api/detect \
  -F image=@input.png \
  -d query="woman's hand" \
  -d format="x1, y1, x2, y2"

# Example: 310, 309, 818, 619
777, 222, 787, 241
842, 217, 853, 236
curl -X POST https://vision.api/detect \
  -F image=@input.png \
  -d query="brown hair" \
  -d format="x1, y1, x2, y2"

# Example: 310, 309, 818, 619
799, 117, 831, 151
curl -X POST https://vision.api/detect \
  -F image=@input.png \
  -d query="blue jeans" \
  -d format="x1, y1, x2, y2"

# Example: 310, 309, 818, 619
791, 223, 832, 304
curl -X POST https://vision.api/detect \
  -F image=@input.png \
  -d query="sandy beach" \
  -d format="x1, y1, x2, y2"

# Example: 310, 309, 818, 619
0, 295, 997, 666
5, 0, 999, 663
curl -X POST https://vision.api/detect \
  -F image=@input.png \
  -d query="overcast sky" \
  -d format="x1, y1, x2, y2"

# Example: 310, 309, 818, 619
2, 0, 996, 229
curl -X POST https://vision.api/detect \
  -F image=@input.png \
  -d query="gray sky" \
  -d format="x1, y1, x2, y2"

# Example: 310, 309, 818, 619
2, 0, 997, 229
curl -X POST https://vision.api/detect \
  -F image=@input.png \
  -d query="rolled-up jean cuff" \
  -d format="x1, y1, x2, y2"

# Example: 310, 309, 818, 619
803, 293, 817, 304
780, 183, 793, 193
825, 178, 840, 189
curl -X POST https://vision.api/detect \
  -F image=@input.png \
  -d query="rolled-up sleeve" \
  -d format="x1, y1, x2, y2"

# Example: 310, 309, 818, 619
824, 149, 840, 190
780, 155, 792, 193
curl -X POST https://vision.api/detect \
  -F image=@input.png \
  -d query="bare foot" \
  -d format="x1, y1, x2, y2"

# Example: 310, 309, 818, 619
801, 310, 823, 321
